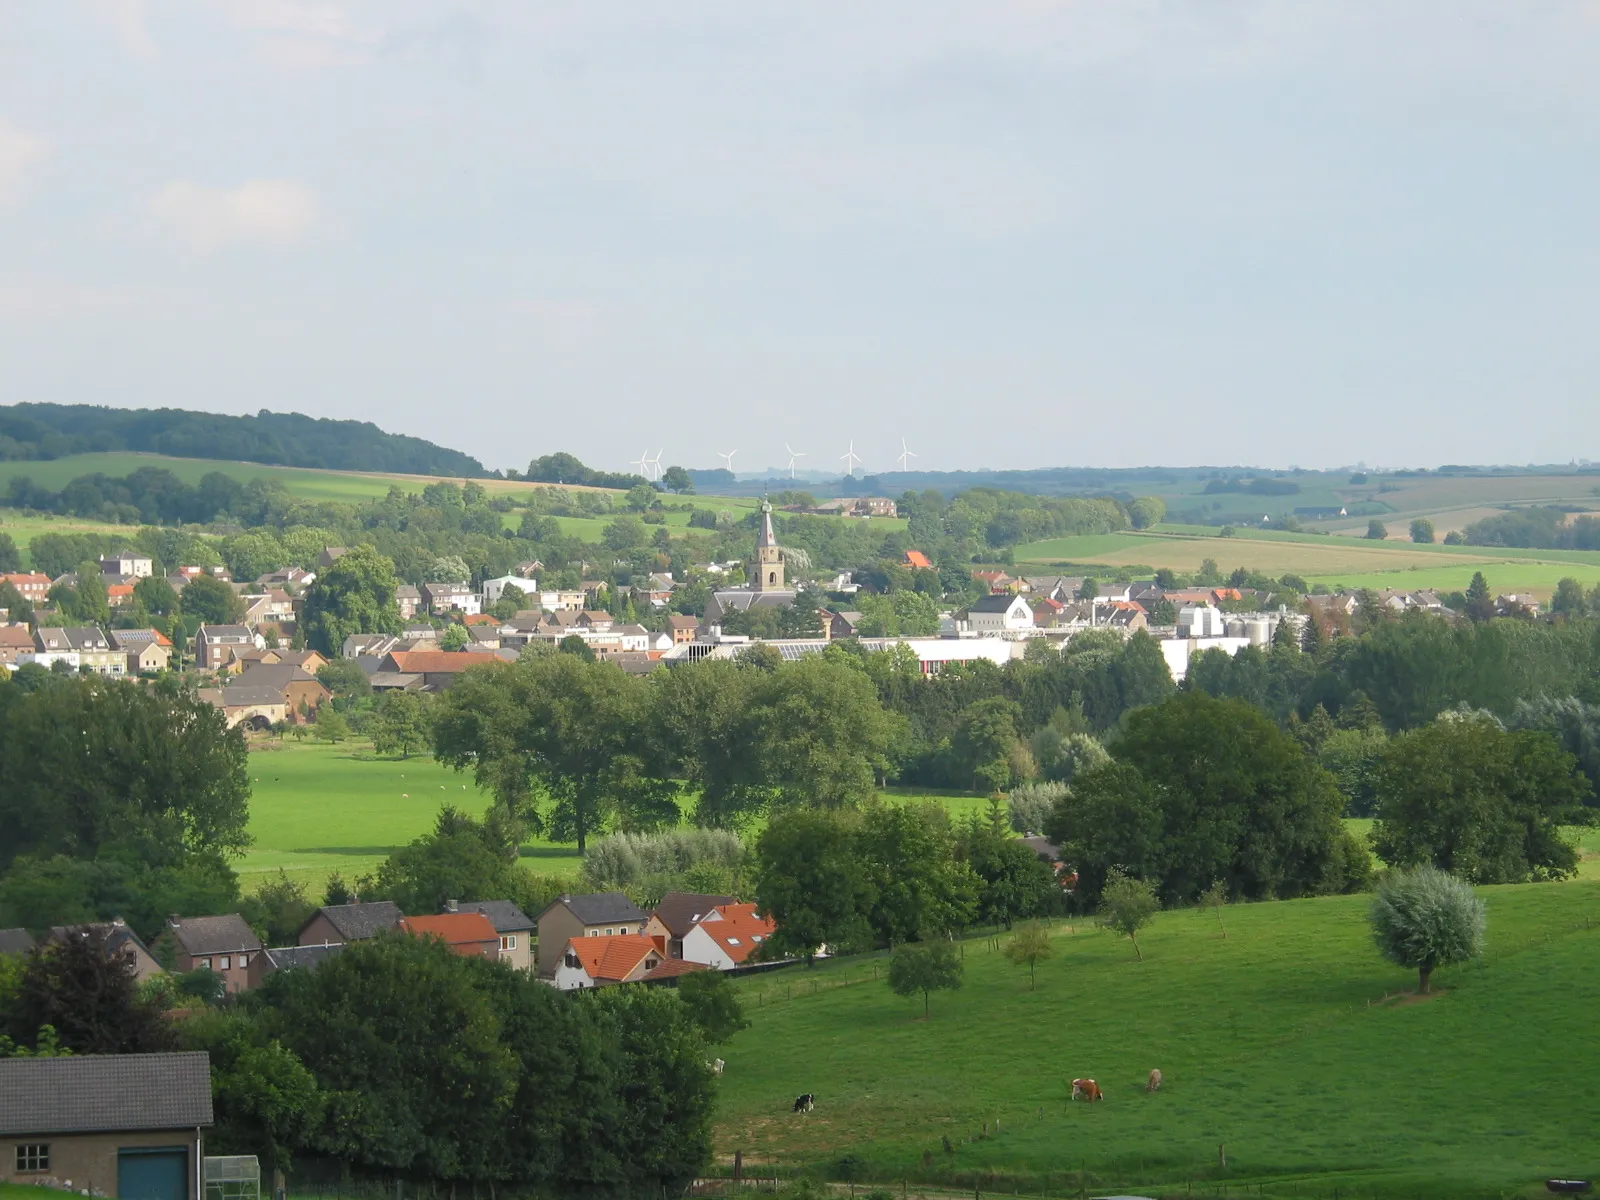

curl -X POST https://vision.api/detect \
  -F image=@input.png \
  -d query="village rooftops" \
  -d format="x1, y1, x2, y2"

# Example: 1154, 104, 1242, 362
166, 914, 263, 958
446, 899, 535, 933
0, 1052, 214, 1136
299, 901, 404, 943
652, 892, 738, 939
545, 891, 648, 926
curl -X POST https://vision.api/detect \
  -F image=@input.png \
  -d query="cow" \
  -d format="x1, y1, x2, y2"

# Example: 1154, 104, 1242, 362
711, 1058, 725, 1076
1146, 1068, 1163, 1093
1070, 1078, 1103, 1103
792, 1094, 815, 1114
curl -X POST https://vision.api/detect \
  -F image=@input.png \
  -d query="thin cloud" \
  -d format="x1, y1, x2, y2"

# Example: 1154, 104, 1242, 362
149, 179, 320, 249
0, 119, 45, 204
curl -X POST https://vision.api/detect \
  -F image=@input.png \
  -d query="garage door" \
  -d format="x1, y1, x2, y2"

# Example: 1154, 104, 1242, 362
118, 1148, 189, 1200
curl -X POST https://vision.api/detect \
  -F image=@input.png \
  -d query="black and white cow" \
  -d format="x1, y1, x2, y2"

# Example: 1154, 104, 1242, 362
792, 1093, 815, 1114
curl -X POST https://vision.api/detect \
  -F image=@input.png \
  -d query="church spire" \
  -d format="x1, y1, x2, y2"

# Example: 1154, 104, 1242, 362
757, 497, 779, 549
752, 496, 785, 591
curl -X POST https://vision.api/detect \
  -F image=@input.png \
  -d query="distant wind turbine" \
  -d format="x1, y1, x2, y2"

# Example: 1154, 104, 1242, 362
896, 438, 918, 472
647, 450, 663, 482
630, 448, 651, 478
718, 449, 738, 473
784, 443, 807, 480
840, 440, 862, 477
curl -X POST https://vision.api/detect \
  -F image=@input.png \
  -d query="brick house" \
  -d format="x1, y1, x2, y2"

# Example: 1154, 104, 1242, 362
297, 901, 405, 946
162, 915, 264, 995
195, 625, 259, 670
0, 1052, 213, 1199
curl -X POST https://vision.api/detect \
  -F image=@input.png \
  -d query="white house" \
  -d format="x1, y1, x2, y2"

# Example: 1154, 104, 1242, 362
679, 903, 777, 971
482, 575, 537, 606
966, 593, 1035, 633
550, 934, 663, 990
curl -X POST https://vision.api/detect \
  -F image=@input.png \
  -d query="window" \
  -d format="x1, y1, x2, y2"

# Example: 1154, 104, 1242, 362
727, 937, 742, 946
16, 1145, 49, 1173
238, 953, 250, 967
587, 929, 598, 937
218, 955, 230, 971
619, 926, 629, 934
199, 957, 212, 970
605, 928, 614, 936
500, 935, 517, 951
752, 935, 764, 943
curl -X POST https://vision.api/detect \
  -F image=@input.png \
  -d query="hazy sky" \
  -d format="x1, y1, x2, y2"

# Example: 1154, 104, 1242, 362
3, 2, 1599, 475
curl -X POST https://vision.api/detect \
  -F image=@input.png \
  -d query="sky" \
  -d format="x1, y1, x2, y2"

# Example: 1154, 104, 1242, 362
2, 2, 1599, 476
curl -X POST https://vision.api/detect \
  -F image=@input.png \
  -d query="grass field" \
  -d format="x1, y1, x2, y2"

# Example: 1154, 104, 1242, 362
238, 744, 992, 895
713, 879, 1600, 1199
0, 510, 137, 552
1013, 527, 1600, 599
239, 741, 585, 891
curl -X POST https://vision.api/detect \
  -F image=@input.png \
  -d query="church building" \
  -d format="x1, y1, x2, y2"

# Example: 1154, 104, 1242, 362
702, 499, 800, 627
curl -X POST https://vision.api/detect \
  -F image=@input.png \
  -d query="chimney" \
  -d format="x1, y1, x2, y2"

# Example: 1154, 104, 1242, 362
445, 899, 458, 913
168, 914, 181, 929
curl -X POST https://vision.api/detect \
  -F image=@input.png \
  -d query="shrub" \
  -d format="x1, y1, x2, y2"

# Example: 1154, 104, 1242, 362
1008, 781, 1067, 834
1369, 865, 1486, 993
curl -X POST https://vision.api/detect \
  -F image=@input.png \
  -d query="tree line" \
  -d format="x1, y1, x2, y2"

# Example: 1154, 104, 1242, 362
0, 403, 485, 475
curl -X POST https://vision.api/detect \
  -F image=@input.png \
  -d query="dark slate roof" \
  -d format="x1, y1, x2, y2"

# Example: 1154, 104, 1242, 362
0, 1052, 213, 1135
305, 901, 404, 941
1022, 835, 1062, 861
231, 663, 318, 691
450, 900, 534, 932
652, 892, 737, 939
265, 944, 345, 972
970, 594, 1023, 613
168, 914, 263, 957
217, 685, 292, 708
0, 927, 35, 955
544, 892, 647, 926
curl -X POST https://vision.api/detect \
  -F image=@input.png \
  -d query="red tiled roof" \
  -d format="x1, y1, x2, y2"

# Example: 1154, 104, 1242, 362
566, 934, 660, 982
641, 957, 710, 982
386, 650, 501, 674
695, 903, 776, 965
905, 550, 934, 570
401, 913, 499, 955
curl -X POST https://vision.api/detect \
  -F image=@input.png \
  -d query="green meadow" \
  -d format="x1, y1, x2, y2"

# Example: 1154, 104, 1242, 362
237, 742, 991, 896
1014, 526, 1600, 600
714, 880, 1600, 1199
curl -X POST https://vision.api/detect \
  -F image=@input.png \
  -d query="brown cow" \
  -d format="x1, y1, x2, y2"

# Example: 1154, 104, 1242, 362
1146, 1068, 1163, 1093
1070, 1078, 1103, 1102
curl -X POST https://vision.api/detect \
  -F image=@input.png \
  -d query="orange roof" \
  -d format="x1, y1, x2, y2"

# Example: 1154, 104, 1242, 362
463, 613, 498, 626
695, 903, 776, 965
565, 933, 660, 982
905, 550, 934, 570
641, 957, 710, 982
1212, 588, 1243, 601
386, 650, 500, 674
108, 584, 135, 597
401, 913, 500, 954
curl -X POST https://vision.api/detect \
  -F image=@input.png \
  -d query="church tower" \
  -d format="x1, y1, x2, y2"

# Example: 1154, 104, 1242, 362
753, 499, 785, 591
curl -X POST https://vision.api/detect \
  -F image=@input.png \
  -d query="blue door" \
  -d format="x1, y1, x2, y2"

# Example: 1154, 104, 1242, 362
118, 1148, 188, 1200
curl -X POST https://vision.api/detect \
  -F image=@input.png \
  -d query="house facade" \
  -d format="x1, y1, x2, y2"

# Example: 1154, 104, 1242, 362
966, 593, 1035, 632
195, 625, 259, 671
163, 915, 263, 995
642, 892, 736, 960
679, 903, 777, 970
534, 893, 648, 978
0, 1052, 213, 1200
551, 934, 663, 990
448, 900, 535, 971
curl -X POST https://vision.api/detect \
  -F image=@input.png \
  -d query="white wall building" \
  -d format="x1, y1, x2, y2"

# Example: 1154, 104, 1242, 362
482, 575, 537, 605
967, 593, 1035, 633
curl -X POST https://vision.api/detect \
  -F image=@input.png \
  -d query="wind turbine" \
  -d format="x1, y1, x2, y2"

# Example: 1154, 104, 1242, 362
784, 443, 807, 480
718, 449, 738, 473
647, 450, 663, 482
630, 448, 651, 479
896, 438, 917, 472
840, 439, 862, 477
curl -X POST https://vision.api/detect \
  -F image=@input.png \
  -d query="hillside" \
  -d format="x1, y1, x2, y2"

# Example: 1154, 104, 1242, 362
0, 404, 486, 477
714, 881, 1600, 1198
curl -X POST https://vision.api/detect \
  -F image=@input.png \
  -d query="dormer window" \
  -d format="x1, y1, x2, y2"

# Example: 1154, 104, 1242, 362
727, 938, 741, 946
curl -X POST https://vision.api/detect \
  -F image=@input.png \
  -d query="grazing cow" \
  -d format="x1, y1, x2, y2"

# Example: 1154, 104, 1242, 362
1147, 1068, 1163, 1093
792, 1093, 815, 1114
1070, 1078, 1103, 1103
712, 1058, 725, 1076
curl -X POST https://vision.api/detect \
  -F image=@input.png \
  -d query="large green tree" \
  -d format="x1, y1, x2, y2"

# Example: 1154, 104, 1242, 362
855, 803, 979, 944
1371, 714, 1590, 882
753, 808, 874, 963
181, 571, 245, 625
432, 652, 673, 850
1046, 691, 1348, 905
0, 675, 251, 874
300, 545, 402, 656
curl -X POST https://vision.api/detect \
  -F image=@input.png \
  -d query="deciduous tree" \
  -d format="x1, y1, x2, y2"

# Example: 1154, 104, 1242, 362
1002, 921, 1053, 989
887, 939, 963, 1017
1098, 869, 1158, 961
1369, 865, 1485, 993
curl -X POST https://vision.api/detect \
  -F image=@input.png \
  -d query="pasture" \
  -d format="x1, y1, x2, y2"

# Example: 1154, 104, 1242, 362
237, 743, 991, 895
1013, 527, 1600, 599
238, 740, 584, 892
714, 880, 1600, 1199
0, 510, 136, 553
